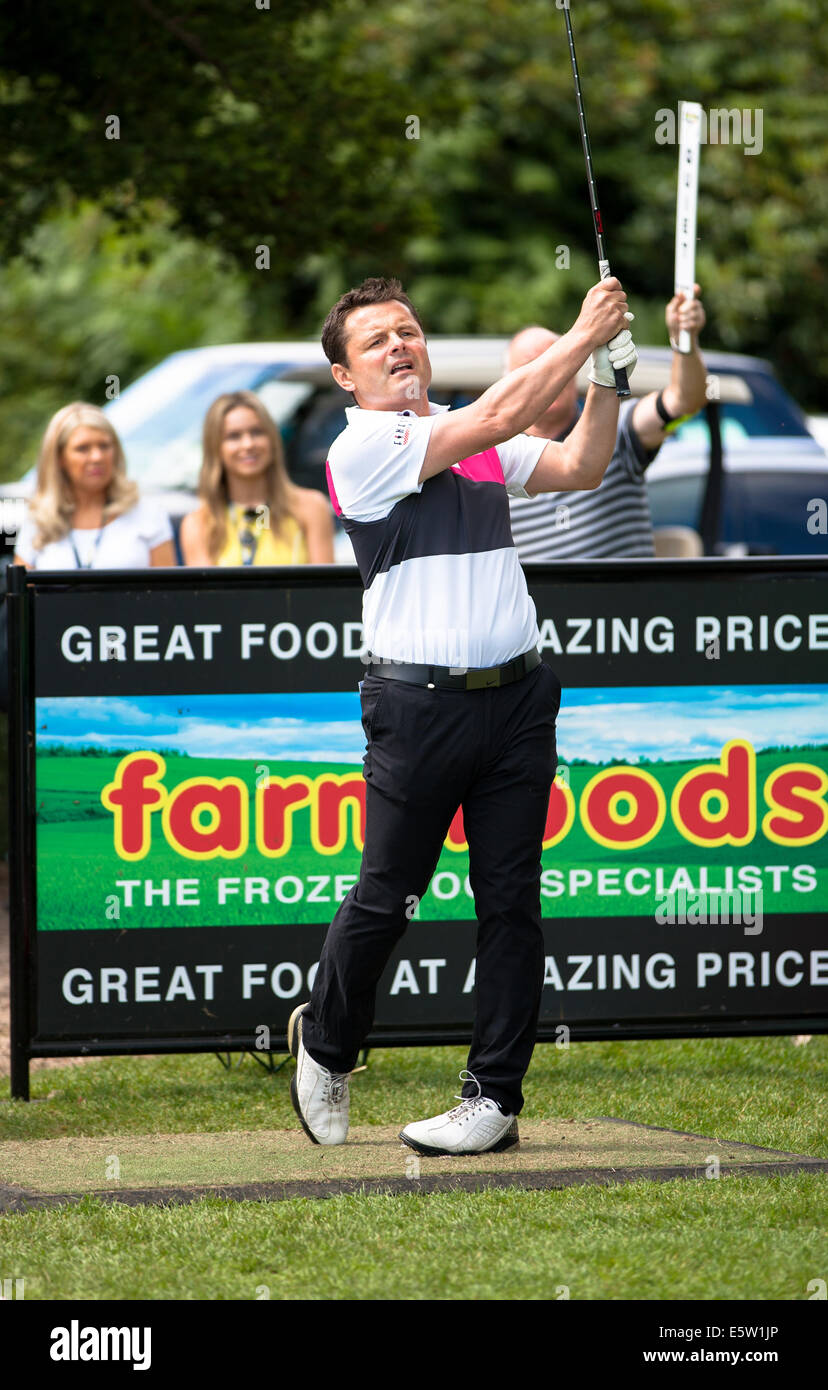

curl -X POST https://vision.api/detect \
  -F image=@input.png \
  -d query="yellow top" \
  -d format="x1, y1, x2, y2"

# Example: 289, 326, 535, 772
216, 505, 309, 567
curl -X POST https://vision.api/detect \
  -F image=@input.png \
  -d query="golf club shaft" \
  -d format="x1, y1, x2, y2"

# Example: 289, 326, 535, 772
563, 4, 630, 397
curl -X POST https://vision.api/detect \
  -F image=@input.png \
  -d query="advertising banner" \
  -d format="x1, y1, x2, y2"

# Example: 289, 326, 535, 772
8, 561, 828, 1092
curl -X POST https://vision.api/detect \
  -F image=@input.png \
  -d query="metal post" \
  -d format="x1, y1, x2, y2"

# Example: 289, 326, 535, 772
6, 563, 33, 1101
699, 401, 723, 556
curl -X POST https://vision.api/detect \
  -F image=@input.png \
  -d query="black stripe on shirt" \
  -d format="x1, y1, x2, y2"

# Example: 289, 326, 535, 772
344, 469, 513, 588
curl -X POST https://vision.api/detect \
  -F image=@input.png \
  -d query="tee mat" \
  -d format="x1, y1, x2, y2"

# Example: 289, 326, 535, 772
1, 1117, 826, 1209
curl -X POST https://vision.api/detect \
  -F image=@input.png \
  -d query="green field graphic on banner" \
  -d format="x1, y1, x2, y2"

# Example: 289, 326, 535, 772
35, 686, 828, 931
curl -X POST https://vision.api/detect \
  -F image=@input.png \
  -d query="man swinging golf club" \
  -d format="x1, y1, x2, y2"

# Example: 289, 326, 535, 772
288, 273, 636, 1155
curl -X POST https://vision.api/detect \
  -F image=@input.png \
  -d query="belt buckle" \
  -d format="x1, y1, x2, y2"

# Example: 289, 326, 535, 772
466, 667, 501, 690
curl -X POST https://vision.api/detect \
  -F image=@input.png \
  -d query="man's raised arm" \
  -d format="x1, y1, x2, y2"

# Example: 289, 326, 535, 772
419, 279, 633, 482
523, 382, 625, 495
631, 285, 707, 451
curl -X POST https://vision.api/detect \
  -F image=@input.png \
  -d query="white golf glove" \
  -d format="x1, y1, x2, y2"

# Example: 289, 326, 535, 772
588, 313, 638, 388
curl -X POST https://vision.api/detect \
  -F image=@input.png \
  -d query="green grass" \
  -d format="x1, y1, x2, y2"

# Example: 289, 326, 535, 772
0, 1176, 824, 1301
1, 1036, 826, 1300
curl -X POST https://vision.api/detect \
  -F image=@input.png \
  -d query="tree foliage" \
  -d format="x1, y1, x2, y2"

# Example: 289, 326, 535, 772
343, 0, 827, 404
0, 202, 249, 478
0, 0, 825, 429
0, 0, 421, 280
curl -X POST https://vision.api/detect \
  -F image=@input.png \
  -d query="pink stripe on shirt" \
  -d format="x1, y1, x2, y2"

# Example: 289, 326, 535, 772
325, 445, 504, 518
450, 447, 505, 484
325, 460, 342, 517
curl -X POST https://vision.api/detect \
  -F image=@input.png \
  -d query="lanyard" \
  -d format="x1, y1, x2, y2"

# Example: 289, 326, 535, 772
231, 505, 261, 566
70, 527, 104, 569
240, 521, 259, 566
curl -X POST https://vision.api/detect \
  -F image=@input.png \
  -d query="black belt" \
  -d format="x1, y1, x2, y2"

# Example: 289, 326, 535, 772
365, 647, 541, 690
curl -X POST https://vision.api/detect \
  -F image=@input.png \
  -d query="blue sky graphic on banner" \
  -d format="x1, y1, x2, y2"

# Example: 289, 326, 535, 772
35, 684, 828, 762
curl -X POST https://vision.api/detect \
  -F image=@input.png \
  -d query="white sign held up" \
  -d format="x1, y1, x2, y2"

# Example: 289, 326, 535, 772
675, 101, 702, 354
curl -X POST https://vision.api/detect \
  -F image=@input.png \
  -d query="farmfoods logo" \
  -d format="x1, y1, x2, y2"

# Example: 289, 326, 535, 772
101, 740, 827, 861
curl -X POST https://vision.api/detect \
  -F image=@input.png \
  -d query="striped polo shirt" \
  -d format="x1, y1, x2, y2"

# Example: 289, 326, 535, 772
509, 399, 659, 560
326, 402, 546, 668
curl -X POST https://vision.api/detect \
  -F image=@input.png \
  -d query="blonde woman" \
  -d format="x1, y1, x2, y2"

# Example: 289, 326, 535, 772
180, 391, 334, 566
14, 402, 175, 569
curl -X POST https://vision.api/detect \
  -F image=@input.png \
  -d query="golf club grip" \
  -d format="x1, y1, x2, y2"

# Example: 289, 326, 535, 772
613, 364, 631, 398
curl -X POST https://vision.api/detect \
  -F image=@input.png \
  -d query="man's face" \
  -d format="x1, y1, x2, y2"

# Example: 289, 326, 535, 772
331, 301, 432, 413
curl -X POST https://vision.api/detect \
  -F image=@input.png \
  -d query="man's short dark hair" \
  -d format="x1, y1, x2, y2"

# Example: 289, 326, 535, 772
321, 277, 424, 367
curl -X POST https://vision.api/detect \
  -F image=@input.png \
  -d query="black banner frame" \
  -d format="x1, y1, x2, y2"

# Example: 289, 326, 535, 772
6, 558, 828, 1100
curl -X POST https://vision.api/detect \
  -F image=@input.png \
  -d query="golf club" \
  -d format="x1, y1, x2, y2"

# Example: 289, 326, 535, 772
563, 2, 630, 397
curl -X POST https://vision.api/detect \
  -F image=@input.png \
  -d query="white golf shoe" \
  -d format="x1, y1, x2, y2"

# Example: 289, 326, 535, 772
399, 1073, 519, 1156
288, 1003, 350, 1146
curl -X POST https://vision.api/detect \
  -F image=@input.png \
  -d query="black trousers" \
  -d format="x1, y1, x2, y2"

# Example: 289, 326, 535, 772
301, 658, 561, 1115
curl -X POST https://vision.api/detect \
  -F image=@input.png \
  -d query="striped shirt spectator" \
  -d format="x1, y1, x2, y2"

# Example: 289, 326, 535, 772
509, 401, 657, 560
505, 291, 708, 561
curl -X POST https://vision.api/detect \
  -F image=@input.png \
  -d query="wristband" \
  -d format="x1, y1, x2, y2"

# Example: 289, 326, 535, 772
655, 389, 677, 424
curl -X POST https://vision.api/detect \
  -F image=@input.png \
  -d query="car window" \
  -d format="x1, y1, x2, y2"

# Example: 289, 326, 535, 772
111, 369, 319, 493
718, 471, 828, 554
647, 470, 828, 555
107, 361, 287, 490
647, 473, 705, 530
254, 379, 316, 435
667, 393, 810, 444
282, 387, 478, 493
662, 413, 751, 447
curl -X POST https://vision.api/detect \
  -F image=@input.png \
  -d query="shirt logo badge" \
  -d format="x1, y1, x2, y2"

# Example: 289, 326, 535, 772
393, 420, 411, 447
